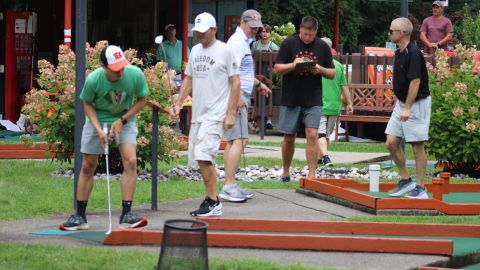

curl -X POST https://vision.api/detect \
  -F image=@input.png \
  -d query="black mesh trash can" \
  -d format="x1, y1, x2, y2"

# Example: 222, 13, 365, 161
157, 219, 208, 270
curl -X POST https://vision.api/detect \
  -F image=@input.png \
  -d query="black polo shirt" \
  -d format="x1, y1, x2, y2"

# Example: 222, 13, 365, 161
275, 35, 334, 107
393, 42, 430, 102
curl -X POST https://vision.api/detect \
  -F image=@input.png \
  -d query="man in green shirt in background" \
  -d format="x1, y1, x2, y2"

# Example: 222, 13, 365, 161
318, 37, 353, 166
157, 24, 189, 76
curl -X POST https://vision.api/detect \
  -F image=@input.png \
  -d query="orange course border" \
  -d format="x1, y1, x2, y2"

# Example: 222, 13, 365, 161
299, 177, 480, 215
0, 143, 54, 159
103, 227, 454, 255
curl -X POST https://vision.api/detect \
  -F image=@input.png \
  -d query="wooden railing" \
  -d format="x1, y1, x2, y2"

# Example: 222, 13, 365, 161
254, 51, 459, 85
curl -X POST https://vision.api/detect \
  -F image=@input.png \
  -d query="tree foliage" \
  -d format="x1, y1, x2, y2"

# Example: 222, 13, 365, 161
257, 0, 480, 53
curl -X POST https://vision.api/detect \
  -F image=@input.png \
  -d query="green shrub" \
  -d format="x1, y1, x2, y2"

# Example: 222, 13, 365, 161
426, 45, 480, 176
461, 4, 480, 48
270, 22, 296, 46
22, 41, 183, 170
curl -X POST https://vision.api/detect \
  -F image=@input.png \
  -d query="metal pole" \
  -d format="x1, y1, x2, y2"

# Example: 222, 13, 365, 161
181, 0, 189, 79
333, 0, 340, 51
73, 0, 87, 209
151, 107, 159, 210
259, 94, 265, 140
400, 0, 408, 18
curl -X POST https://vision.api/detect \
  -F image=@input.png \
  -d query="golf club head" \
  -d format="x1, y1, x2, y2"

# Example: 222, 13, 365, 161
155, 35, 163, 44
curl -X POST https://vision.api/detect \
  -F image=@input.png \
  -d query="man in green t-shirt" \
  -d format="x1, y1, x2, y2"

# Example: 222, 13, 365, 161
318, 37, 353, 166
60, 45, 149, 231
157, 24, 190, 76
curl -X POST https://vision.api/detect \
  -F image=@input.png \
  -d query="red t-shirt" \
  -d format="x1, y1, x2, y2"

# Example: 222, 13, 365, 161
420, 16, 453, 49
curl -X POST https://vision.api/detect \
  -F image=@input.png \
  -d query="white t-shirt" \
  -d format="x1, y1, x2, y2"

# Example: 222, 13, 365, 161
185, 40, 239, 123
227, 27, 255, 95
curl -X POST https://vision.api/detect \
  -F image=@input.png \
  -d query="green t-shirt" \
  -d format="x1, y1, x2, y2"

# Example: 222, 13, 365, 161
80, 65, 149, 124
157, 40, 189, 73
322, 59, 347, 115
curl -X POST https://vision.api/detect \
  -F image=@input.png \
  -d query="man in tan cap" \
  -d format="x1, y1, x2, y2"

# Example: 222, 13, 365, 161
221, 9, 271, 203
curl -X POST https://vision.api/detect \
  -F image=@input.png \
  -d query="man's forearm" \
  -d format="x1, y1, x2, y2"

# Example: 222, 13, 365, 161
175, 76, 192, 107
83, 101, 101, 131
438, 33, 453, 47
404, 79, 421, 109
274, 63, 295, 75
341, 85, 353, 107
123, 96, 148, 120
227, 75, 240, 116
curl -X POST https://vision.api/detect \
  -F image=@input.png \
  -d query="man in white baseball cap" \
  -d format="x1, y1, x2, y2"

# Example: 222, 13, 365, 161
60, 45, 149, 230
174, 12, 240, 216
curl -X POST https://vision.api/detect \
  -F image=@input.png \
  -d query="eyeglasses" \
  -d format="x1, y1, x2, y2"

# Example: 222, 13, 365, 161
388, 29, 401, 35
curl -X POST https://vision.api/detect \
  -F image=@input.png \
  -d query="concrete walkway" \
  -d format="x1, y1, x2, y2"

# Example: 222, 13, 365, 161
244, 134, 390, 164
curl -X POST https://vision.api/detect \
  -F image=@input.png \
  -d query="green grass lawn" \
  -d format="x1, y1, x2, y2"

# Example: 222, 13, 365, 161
0, 159, 298, 221
0, 243, 329, 270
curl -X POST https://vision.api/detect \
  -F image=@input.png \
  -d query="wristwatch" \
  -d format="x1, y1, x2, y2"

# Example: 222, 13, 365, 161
121, 116, 128, 125
255, 81, 262, 88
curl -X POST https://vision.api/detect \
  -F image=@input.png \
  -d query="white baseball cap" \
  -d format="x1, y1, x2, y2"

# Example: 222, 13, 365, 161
100, 45, 130, 72
192, 12, 216, 33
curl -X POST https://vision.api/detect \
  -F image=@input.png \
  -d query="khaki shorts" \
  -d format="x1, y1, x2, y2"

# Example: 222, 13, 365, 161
81, 121, 138, 155
385, 96, 431, 143
225, 91, 251, 141
318, 115, 337, 136
188, 121, 224, 168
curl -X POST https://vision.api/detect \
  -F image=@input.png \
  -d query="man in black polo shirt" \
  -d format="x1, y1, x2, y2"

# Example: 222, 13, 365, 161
274, 16, 335, 182
385, 17, 431, 199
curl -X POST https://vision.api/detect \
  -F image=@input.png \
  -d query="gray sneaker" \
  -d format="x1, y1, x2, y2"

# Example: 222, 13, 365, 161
388, 178, 416, 197
406, 185, 429, 199
236, 184, 254, 199
60, 214, 89, 231
219, 184, 248, 202
119, 211, 148, 228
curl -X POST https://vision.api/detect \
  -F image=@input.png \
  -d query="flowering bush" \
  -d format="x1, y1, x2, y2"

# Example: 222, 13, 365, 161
270, 22, 296, 46
22, 41, 184, 170
426, 44, 480, 176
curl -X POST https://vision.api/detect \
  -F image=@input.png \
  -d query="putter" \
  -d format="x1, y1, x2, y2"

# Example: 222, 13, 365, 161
103, 123, 113, 235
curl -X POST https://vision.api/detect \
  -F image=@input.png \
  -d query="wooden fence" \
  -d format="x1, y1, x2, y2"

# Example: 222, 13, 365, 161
252, 51, 459, 137
254, 51, 459, 85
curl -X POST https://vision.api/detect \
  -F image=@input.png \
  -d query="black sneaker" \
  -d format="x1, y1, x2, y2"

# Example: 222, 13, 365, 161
322, 155, 333, 167
281, 176, 291, 182
59, 214, 89, 231
190, 197, 223, 217
317, 158, 324, 165
119, 211, 148, 228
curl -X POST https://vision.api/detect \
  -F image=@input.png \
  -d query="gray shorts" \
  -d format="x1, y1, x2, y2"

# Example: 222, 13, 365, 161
188, 121, 224, 168
81, 121, 138, 155
385, 96, 431, 143
318, 115, 337, 136
225, 91, 251, 141
278, 106, 322, 135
